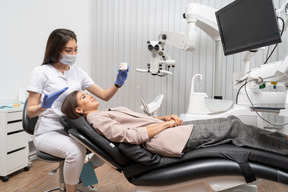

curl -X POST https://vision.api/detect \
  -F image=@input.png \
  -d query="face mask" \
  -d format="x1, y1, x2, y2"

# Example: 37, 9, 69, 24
59, 53, 77, 66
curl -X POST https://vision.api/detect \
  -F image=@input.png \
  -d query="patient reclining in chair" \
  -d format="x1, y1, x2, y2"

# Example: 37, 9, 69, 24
61, 91, 288, 158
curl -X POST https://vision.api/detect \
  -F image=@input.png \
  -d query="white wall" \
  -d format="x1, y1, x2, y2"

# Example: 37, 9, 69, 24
0, 0, 93, 102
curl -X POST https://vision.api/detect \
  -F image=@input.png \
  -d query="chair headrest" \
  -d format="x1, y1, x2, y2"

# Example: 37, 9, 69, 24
62, 116, 131, 165
60, 116, 70, 133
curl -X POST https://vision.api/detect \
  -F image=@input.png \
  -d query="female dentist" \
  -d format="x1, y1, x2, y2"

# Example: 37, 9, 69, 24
26, 28, 128, 192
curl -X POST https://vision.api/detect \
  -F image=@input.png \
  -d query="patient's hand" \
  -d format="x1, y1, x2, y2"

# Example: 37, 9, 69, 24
166, 120, 176, 127
147, 116, 183, 138
157, 115, 183, 126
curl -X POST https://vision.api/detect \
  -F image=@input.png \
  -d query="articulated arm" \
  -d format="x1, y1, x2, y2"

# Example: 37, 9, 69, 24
236, 55, 288, 86
136, 3, 219, 77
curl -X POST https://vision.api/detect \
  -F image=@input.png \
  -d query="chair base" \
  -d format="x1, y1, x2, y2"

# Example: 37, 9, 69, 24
44, 186, 65, 192
135, 176, 260, 192
44, 161, 66, 192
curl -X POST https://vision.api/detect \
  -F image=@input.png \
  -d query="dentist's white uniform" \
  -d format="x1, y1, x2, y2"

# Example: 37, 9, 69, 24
27, 64, 102, 185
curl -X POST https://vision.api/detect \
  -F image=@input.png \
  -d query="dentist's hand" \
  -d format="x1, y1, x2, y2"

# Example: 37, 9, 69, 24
41, 87, 69, 109
115, 66, 129, 87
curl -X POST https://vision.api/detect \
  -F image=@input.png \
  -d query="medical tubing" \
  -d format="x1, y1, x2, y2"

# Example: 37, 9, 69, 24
265, 46, 270, 61
235, 81, 248, 104
244, 79, 288, 127
264, 17, 284, 64
264, 44, 279, 64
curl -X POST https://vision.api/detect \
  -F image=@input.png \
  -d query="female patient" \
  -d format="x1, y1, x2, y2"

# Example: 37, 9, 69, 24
61, 91, 288, 157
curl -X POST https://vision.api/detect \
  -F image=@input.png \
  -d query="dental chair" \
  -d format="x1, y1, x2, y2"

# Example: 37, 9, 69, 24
61, 116, 288, 192
22, 99, 65, 192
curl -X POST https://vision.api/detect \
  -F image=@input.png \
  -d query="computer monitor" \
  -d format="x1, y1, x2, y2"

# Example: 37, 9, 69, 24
215, 0, 282, 56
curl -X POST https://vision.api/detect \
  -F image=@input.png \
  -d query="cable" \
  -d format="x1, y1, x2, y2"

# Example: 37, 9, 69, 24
235, 81, 248, 104
264, 43, 279, 64
264, 17, 285, 64
279, 17, 285, 35
244, 79, 288, 127
265, 45, 270, 61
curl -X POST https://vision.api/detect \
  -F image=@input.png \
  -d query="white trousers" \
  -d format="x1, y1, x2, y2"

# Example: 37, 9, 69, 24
34, 116, 105, 185
34, 130, 87, 185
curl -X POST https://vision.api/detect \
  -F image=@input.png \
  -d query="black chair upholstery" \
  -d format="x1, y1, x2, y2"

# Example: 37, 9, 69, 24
62, 116, 288, 191
22, 99, 65, 192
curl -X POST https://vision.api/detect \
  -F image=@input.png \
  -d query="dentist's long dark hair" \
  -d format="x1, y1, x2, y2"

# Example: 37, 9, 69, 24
42, 28, 77, 65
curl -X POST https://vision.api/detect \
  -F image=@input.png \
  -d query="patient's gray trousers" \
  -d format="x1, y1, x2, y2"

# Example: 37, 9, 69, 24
183, 116, 288, 156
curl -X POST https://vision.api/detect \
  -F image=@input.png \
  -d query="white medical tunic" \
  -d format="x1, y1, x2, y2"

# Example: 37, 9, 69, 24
27, 64, 94, 136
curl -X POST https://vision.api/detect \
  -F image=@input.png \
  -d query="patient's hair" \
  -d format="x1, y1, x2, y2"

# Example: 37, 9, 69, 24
61, 90, 82, 119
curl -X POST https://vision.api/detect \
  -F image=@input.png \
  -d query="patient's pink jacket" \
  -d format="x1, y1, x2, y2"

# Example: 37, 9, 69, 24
86, 107, 193, 157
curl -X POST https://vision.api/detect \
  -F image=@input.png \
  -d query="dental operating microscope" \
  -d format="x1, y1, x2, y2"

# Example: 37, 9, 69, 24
136, 3, 222, 117
137, 2, 288, 129
136, 4, 221, 94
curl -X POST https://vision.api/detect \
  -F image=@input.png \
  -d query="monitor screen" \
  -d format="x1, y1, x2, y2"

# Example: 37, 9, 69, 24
215, 0, 282, 56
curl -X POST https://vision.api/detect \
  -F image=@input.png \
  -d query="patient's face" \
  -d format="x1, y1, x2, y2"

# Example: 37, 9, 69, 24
76, 91, 99, 114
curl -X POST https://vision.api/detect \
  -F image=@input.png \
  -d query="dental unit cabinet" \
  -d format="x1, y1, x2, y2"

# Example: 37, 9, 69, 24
0, 107, 29, 182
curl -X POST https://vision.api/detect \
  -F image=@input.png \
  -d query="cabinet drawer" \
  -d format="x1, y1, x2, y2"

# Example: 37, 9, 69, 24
6, 121, 23, 133
6, 148, 28, 174
6, 131, 28, 152
7, 111, 22, 122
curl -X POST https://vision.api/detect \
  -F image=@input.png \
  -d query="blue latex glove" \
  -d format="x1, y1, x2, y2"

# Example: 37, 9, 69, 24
41, 87, 69, 109
115, 66, 129, 86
